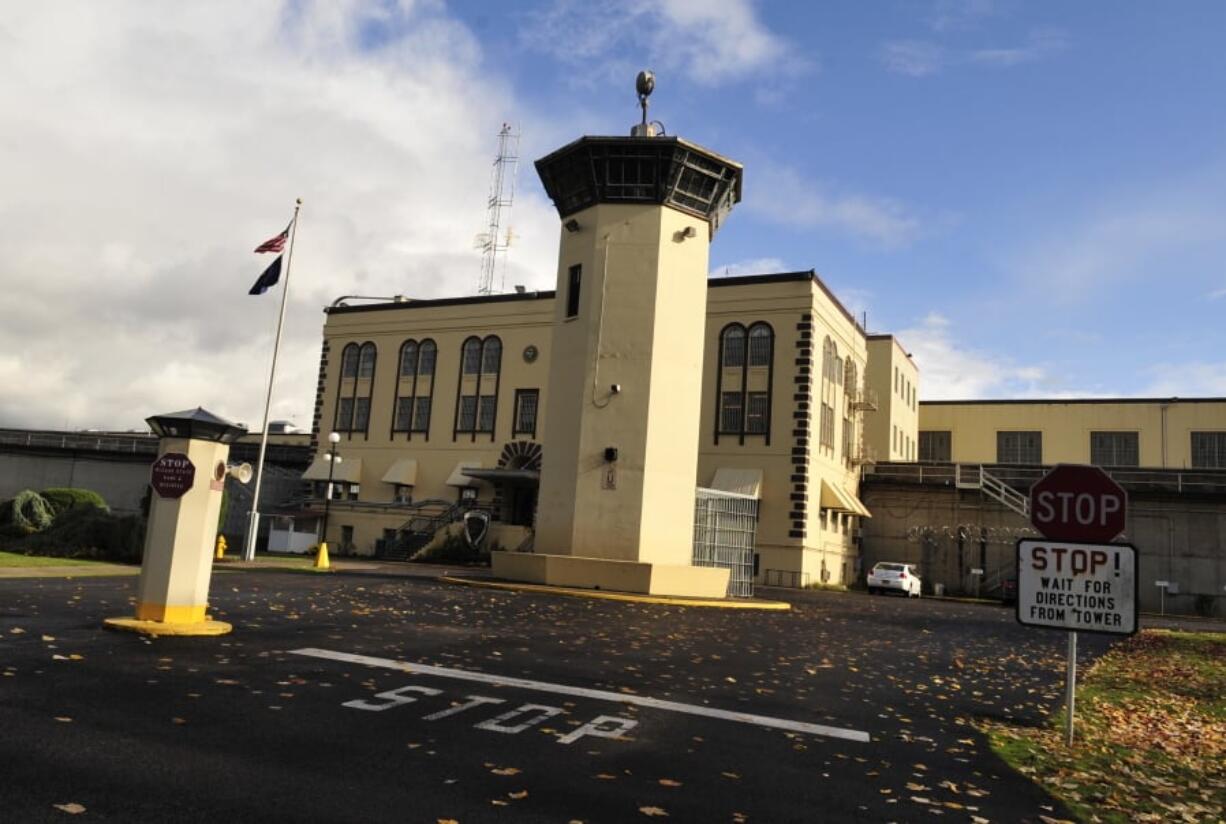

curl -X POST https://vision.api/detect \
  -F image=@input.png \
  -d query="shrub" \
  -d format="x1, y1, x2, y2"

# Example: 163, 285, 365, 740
40, 488, 109, 516
0, 490, 56, 537
8, 507, 146, 564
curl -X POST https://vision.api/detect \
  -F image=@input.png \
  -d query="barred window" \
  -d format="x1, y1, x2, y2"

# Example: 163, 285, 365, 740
1191, 432, 1226, 468
477, 395, 497, 433
336, 398, 354, 431
514, 389, 539, 436
842, 416, 853, 459
357, 343, 376, 378
722, 326, 745, 368
747, 324, 772, 367
997, 431, 1042, 464
395, 397, 414, 430
820, 403, 835, 448
413, 397, 431, 432
746, 392, 769, 434
462, 339, 482, 374
353, 398, 370, 431
719, 391, 743, 433
919, 430, 951, 462
1090, 431, 1139, 467
481, 338, 502, 374
399, 341, 418, 377
457, 395, 478, 432
341, 344, 360, 377
418, 341, 436, 376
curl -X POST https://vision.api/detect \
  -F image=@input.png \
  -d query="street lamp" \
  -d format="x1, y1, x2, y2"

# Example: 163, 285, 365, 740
320, 432, 341, 556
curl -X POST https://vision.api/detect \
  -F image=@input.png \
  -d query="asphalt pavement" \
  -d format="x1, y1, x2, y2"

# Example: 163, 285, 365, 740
0, 571, 1116, 823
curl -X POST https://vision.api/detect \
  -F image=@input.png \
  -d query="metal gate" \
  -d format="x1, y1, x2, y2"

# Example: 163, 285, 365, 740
693, 487, 758, 598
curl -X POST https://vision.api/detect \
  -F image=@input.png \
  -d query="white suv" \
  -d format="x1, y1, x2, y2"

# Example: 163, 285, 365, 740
867, 562, 922, 597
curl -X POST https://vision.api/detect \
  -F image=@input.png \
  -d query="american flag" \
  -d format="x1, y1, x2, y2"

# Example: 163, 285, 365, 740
254, 224, 289, 253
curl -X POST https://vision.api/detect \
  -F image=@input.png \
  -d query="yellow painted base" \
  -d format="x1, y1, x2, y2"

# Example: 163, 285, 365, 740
135, 602, 208, 623
440, 576, 790, 610
491, 551, 732, 598
104, 616, 233, 636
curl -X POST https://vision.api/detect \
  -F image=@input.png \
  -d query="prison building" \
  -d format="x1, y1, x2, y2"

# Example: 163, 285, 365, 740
305, 270, 910, 588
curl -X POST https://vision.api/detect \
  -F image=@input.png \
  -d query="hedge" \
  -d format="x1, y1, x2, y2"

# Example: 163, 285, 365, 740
40, 488, 109, 516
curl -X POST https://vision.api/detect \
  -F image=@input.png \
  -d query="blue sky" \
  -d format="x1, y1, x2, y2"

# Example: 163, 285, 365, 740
2, 1, 1224, 429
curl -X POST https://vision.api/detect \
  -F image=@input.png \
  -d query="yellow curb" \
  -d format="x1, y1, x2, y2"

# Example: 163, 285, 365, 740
439, 576, 791, 610
103, 617, 233, 636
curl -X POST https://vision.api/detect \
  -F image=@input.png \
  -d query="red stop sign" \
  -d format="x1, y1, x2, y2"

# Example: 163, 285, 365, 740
151, 452, 196, 499
1029, 464, 1127, 542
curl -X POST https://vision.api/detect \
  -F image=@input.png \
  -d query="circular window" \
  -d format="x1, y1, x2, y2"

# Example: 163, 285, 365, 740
523, 345, 539, 363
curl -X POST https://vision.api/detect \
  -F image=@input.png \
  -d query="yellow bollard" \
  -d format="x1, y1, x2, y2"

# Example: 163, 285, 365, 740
314, 541, 331, 571
214, 535, 227, 561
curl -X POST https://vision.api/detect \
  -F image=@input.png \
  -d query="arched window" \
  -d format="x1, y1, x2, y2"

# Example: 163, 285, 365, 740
462, 338, 482, 375
332, 340, 376, 438
747, 323, 772, 367
419, 340, 436, 376
721, 325, 745, 368
454, 335, 502, 441
392, 338, 436, 440
399, 341, 418, 378
341, 343, 360, 377
715, 321, 773, 445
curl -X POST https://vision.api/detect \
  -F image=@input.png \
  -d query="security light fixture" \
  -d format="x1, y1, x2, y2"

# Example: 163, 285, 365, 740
564, 218, 581, 233
603, 447, 619, 463
610, 383, 622, 394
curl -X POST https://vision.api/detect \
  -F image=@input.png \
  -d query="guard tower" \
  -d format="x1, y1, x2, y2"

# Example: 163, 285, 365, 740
492, 73, 743, 597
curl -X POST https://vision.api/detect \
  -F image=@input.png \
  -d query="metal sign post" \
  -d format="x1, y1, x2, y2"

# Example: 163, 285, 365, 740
1064, 631, 1077, 745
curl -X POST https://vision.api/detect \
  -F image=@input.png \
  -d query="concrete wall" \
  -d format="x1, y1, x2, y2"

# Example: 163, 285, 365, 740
919, 399, 1226, 468
0, 452, 151, 512
860, 482, 1226, 617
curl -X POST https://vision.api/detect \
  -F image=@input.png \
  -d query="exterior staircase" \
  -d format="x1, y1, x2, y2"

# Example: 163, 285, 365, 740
378, 499, 464, 561
954, 464, 1030, 518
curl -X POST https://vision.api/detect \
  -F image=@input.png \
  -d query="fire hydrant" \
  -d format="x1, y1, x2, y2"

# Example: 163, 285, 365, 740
214, 534, 227, 561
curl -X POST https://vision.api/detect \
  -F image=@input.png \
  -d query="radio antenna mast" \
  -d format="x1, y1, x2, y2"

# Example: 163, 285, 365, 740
475, 123, 520, 295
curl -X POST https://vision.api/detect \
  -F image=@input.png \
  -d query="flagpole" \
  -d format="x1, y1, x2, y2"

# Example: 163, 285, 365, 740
244, 198, 302, 562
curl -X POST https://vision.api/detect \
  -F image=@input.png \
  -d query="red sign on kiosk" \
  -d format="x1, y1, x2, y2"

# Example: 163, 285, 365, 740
151, 452, 196, 499
1029, 464, 1127, 543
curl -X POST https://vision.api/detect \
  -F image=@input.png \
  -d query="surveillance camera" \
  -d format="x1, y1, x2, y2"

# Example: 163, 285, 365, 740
610, 383, 622, 394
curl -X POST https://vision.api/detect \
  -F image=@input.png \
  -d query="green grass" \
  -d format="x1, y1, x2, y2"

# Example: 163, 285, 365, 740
982, 630, 1226, 823
0, 551, 124, 568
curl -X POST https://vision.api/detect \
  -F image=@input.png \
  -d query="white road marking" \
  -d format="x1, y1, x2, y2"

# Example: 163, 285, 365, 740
291, 647, 871, 744
473, 704, 563, 734
422, 695, 505, 721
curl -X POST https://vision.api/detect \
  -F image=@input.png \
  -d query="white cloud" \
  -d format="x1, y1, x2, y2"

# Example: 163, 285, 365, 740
879, 41, 945, 77
1208, 286, 1226, 300
521, 0, 813, 90
709, 257, 789, 277
1141, 363, 1226, 397
898, 312, 1050, 399
746, 164, 923, 248
928, 0, 1004, 33
0, 1, 561, 431
970, 28, 1067, 67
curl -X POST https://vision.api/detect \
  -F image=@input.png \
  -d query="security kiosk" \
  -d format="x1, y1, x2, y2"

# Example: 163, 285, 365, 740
105, 408, 246, 636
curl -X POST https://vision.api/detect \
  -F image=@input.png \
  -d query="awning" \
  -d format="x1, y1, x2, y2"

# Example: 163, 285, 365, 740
445, 461, 484, 487
302, 456, 362, 484
461, 467, 540, 486
381, 459, 419, 487
820, 479, 872, 518
709, 467, 763, 498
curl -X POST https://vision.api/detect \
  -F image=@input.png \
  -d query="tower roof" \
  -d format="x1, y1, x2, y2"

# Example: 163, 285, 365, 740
535, 135, 743, 236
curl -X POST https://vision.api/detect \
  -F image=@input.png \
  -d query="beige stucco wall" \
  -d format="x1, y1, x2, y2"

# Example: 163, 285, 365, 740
310, 271, 894, 586
863, 336, 919, 464
534, 202, 711, 566
918, 400, 1226, 468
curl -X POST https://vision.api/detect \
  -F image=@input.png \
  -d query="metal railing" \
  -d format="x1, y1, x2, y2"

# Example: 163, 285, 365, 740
865, 462, 1226, 497
0, 428, 158, 455
693, 487, 758, 598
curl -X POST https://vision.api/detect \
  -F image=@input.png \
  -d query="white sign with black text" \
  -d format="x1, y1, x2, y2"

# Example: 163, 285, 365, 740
1016, 539, 1138, 635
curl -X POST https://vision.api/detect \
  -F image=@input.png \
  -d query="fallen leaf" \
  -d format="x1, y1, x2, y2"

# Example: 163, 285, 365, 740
658, 779, 682, 787
508, 791, 528, 800
639, 807, 669, 817
53, 803, 86, 814
491, 767, 521, 776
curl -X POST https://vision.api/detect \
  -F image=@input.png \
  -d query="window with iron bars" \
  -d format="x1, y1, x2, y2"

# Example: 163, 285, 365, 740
1191, 431, 1226, 468
997, 431, 1042, 464
1090, 431, 1139, 467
